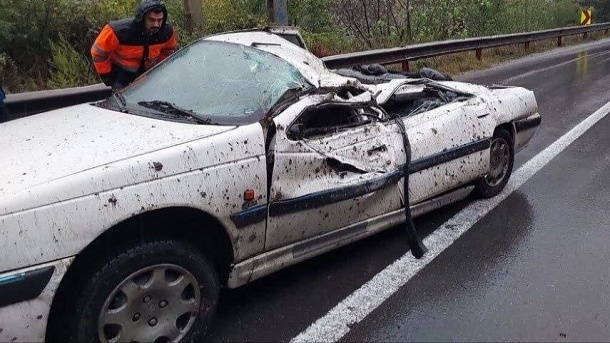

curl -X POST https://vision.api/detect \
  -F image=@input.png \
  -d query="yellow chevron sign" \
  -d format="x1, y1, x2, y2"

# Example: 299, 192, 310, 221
581, 9, 591, 26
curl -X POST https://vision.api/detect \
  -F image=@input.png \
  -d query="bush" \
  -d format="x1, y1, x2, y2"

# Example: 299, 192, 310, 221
47, 35, 99, 89
203, 0, 268, 34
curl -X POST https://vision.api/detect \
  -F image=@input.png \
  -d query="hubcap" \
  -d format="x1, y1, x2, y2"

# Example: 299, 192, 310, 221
98, 264, 201, 343
484, 137, 510, 187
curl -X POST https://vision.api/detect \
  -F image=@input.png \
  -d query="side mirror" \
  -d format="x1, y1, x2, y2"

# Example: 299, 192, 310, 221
287, 123, 305, 140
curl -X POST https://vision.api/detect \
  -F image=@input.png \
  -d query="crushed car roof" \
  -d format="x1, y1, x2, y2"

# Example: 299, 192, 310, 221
205, 31, 362, 90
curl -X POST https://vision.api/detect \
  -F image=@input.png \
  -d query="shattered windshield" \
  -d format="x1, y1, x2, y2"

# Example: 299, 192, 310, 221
113, 40, 312, 125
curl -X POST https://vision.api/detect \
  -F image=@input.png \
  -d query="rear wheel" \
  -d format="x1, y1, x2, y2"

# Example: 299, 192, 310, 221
473, 129, 514, 198
59, 240, 219, 342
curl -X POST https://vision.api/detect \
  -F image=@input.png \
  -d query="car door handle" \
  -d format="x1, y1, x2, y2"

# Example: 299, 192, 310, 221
477, 113, 490, 118
367, 145, 387, 155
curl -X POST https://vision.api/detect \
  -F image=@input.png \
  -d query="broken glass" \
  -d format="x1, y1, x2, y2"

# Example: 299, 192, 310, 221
116, 40, 312, 125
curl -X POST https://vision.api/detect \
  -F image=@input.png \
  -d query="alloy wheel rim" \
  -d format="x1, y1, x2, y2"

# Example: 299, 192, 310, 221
484, 137, 510, 187
98, 264, 201, 343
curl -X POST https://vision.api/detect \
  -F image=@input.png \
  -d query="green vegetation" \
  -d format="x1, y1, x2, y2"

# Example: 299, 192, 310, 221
0, 0, 606, 93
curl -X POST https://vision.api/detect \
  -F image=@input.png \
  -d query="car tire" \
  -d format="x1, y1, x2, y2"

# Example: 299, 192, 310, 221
60, 240, 220, 343
473, 129, 514, 198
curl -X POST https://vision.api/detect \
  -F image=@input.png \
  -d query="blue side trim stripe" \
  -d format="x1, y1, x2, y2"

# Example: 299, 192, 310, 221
0, 266, 54, 308
230, 138, 490, 228
268, 169, 404, 216
410, 138, 491, 174
230, 205, 267, 229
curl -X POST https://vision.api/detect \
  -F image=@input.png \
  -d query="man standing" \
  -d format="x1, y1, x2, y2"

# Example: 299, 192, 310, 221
91, 0, 177, 90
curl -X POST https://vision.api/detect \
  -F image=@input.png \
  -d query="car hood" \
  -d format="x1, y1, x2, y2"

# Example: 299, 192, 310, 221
1, 103, 234, 206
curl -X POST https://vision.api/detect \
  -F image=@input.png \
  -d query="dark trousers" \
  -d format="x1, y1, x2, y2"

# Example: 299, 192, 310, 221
0, 103, 9, 123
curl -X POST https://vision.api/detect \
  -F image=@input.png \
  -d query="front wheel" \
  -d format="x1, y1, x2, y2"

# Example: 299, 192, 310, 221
473, 129, 514, 198
59, 240, 220, 342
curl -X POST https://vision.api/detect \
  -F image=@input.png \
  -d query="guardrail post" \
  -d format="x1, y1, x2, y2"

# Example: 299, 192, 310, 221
557, 36, 563, 46
475, 49, 482, 60
583, 32, 588, 39
524, 42, 530, 51
605, 29, 609, 35
402, 61, 410, 72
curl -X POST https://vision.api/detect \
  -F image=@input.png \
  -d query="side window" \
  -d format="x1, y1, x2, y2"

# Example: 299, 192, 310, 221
381, 86, 470, 118
287, 105, 372, 140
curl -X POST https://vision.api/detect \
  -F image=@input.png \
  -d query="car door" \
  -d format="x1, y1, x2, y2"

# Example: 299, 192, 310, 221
265, 96, 405, 250
387, 84, 496, 204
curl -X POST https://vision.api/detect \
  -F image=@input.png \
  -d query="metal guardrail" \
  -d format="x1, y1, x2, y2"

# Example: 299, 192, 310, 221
5, 22, 610, 119
322, 22, 610, 69
5, 83, 111, 119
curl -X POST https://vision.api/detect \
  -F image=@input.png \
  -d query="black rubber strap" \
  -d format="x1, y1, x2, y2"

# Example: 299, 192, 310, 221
393, 116, 428, 259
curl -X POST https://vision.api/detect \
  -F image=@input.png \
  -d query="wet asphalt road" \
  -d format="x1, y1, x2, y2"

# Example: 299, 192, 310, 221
207, 38, 610, 342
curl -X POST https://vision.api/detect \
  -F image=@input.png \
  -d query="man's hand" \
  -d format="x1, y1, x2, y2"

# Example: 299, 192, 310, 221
100, 72, 116, 88
111, 81, 124, 91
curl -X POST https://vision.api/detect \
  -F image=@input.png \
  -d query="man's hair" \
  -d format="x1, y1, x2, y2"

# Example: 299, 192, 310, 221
149, 6, 164, 14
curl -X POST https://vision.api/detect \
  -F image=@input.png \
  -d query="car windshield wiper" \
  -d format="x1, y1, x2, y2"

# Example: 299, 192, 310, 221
137, 100, 211, 124
113, 91, 127, 111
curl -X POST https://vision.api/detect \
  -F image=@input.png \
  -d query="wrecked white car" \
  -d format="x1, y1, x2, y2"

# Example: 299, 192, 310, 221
0, 30, 540, 342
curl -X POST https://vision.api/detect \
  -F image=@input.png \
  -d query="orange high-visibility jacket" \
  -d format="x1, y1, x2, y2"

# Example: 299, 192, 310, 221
91, 0, 176, 87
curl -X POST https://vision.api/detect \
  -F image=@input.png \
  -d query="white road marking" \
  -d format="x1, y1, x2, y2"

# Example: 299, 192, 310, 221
291, 101, 610, 343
